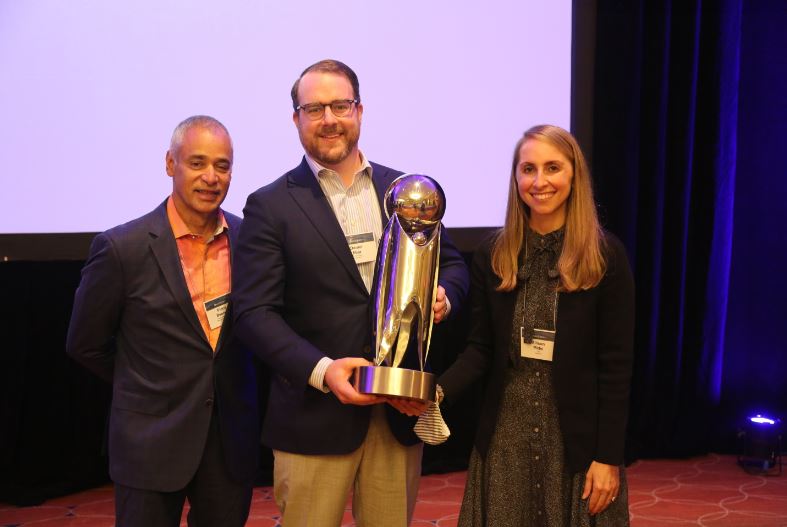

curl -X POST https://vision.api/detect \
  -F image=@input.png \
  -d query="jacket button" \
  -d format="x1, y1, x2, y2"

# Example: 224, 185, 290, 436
205, 398, 213, 407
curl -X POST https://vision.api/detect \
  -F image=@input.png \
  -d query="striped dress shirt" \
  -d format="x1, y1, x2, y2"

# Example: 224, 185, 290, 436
305, 152, 384, 391
305, 152, 382, 292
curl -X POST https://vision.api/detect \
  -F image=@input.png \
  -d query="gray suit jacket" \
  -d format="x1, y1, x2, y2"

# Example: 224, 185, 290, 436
66, 200, 259, 491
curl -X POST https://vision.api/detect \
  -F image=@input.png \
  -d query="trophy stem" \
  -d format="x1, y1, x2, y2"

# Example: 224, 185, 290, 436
354, 366, 436, 402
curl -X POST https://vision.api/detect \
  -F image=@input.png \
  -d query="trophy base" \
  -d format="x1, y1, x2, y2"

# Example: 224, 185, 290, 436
354, 366, 436, 402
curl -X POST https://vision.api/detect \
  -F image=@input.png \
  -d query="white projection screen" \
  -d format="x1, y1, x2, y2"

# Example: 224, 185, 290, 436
0, 0, 572, 235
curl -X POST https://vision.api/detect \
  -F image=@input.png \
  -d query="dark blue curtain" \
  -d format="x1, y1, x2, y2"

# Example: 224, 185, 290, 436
0, 262, 110, 505
721, 0, 787, 443
590, 0, 787, 460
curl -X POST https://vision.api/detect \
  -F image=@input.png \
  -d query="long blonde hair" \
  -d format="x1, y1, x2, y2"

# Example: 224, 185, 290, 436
491, 124, 606, 292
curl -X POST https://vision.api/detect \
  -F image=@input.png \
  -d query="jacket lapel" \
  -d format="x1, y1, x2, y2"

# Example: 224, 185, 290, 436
371, 163, 399, 227
287, 158, 368, 293
147, 202, 211, 349
214, 212, 241, 355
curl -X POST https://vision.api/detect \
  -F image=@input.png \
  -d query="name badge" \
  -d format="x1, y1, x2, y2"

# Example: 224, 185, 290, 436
346, 232, 376, 264
204, 293, 230, 330
520, 327, 555, 361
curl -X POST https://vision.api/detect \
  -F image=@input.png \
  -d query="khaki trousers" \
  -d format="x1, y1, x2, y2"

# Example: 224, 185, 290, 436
273, 405, 423, 527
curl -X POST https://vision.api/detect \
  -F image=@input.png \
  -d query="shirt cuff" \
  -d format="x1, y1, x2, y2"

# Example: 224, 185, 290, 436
308, 357, 334, 393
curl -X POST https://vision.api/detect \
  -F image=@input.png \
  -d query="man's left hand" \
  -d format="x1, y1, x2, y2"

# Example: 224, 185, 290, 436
432, 285, 450, 324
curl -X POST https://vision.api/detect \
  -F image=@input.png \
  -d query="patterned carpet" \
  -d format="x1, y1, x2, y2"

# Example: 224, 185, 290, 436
1, 454, 785, 526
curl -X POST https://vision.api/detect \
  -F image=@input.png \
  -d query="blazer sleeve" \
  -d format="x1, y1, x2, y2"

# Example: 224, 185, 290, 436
437, 226, 470, 318
66, 232, 124, 382
438, 242, 495, 404
594, 234, 636, 465
231, 190, 326, 388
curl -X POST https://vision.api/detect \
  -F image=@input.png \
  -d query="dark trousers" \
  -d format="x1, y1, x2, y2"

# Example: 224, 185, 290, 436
114, 412, 252, 527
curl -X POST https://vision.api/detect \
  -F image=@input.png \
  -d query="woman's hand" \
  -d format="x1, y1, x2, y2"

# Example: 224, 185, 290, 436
386, 396, 429, 416
582, 461, 620, 515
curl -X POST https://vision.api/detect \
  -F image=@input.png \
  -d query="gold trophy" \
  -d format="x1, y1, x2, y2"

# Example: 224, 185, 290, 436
354, 174, 445, 402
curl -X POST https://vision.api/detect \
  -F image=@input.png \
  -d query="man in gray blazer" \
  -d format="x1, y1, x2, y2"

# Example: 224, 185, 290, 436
67, 115, 259, 527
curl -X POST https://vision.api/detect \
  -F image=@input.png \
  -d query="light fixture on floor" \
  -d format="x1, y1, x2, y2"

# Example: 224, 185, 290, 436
738, 414, 782, 476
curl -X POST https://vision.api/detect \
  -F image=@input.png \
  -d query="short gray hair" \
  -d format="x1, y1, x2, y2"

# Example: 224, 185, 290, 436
169, 115, 232, 155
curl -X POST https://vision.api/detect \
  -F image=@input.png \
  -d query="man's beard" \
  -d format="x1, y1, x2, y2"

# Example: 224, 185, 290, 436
301, 123, 360, 166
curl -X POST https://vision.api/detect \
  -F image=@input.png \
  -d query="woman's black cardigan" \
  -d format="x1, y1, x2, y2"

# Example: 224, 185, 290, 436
438, 232, 635, 473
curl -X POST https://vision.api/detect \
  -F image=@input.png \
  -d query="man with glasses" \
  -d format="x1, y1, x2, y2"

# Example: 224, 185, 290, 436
233, 60, 468, 526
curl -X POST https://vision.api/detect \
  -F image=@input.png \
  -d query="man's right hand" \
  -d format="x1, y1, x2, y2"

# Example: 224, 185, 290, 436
324, 357, 383, 406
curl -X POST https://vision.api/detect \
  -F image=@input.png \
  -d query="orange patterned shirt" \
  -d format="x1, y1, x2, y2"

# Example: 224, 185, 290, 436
166, 196, 230, 351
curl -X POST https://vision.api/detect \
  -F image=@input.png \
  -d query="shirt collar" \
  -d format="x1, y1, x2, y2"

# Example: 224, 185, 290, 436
304, 151, 373, 183
166, 195, 228, 241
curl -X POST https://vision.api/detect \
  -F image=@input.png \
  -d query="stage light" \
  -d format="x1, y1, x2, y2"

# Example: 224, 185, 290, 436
738, 414, 783, 476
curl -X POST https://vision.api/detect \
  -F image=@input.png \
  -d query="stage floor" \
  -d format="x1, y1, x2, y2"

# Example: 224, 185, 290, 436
1, 454, 785, 526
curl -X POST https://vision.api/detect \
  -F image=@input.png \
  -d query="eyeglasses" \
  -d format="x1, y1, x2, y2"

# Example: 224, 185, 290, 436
295, 99, 359, 121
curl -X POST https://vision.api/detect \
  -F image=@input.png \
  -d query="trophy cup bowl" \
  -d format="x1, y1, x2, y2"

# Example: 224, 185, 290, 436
384, 175, 446, 232
354, 174, 445, 402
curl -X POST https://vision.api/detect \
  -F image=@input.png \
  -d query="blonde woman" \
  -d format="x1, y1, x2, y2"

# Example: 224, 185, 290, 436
437, 125, 634, 525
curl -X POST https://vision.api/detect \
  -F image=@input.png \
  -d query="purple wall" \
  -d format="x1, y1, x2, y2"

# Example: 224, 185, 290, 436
0, 0, 572, 233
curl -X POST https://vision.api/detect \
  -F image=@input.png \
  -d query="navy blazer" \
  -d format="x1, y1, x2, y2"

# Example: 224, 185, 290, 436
232, 158, 469, 454
66, 201, 259, 491
439, 232, 635, 473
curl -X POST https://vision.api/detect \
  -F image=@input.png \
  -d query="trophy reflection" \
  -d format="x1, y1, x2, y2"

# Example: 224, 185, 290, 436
354, 174, 445, 402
